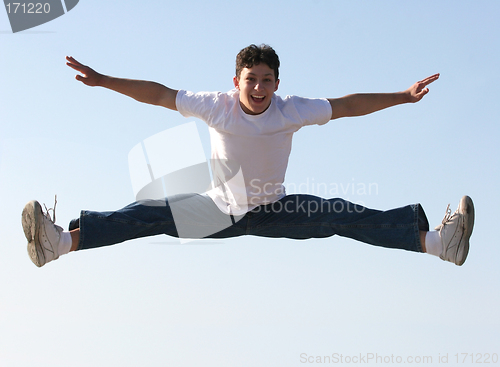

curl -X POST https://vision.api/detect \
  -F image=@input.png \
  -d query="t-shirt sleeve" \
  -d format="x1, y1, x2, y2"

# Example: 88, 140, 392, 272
284, 96, 332, 127
175, 90, 225, 126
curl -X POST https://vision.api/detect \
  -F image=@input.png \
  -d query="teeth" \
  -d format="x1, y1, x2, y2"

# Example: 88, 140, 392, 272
252, 96, 264, 99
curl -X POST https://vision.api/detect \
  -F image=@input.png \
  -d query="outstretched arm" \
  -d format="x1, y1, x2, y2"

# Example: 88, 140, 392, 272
66, 56, 178, 111
328, 74, 439, 120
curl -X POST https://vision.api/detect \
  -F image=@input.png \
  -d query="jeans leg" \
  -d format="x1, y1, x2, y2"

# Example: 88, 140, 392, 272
77, 193, 429, 253
78, 199, 175, 251
245, 194, 428, 252
77, 193, 245, 251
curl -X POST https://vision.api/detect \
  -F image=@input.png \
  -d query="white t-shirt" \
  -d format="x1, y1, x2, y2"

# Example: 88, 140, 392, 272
176, 88, 332, 215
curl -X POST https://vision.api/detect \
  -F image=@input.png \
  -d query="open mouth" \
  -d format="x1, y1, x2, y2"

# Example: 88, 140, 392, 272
251, 95, 265, 103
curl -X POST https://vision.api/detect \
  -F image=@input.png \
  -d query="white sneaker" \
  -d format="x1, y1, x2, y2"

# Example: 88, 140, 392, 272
435, 196, 475, 266
22, 198, 63, 267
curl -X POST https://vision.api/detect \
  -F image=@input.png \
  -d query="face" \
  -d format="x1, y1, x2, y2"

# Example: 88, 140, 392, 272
233, 63, 279, 115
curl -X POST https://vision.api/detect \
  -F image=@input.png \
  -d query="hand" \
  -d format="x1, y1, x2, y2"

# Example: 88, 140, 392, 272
405, 73, 440, 103
66, 56, 103, 87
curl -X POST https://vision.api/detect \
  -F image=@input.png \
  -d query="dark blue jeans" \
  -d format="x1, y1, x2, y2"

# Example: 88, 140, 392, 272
77, 194, 429, 253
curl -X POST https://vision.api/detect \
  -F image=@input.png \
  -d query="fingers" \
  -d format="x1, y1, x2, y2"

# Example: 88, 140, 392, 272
66, 56, 102, 86
66, 56, 89, 84
75, 73, 92, 86
66, 62, 81, 72
66, 56, 83, 66
419, 73, 440, 86
65, 56, 88, 73
408, 73, 439, 102
415, 87, 429, 100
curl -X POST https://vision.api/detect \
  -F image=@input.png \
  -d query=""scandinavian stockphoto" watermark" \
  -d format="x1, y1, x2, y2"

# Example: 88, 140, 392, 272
282, 177, 379, 198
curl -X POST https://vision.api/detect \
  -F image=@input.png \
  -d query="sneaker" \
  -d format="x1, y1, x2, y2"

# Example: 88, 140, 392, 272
435, 195, 475, 266
22, 197, 63, 267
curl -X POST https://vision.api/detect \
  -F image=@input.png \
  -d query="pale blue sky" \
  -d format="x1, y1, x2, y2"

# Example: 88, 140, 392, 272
1, 1, 499, 366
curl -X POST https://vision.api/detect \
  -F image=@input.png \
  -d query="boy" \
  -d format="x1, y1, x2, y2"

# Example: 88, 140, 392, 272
22, 44, 474, 268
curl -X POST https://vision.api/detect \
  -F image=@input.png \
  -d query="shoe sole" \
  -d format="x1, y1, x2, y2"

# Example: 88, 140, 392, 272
457, 195, 475, 266
21, 200, 44, 267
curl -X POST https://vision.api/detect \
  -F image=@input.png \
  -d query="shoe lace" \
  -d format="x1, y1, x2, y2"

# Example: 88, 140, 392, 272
43, 195, 57, 223
440, 204, 452, 225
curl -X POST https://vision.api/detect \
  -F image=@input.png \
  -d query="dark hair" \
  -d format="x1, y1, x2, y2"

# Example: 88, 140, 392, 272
235, 44, 280, 80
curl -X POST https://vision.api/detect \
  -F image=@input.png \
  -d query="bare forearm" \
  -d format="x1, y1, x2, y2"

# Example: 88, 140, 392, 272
329, 92, 410, 120
328, 74, 439, 120
67, 56, 176, 110
99, 76, 177, 109
345, 92, 410, 116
